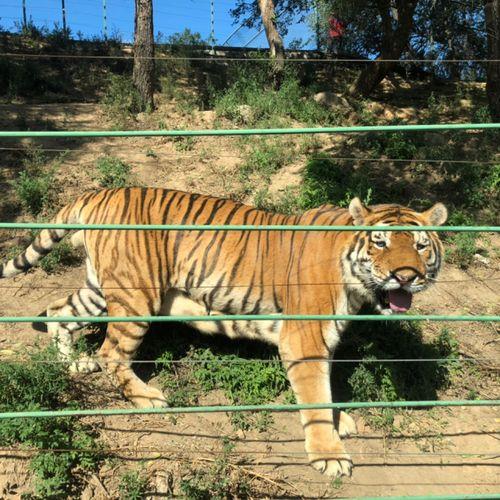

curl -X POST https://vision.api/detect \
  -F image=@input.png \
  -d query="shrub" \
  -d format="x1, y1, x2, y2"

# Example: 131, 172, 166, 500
95, 156, 131, 188
0, 347, 102, 497
102, 75, 142, 126
118, 468, 150, 500
12, 148, 56, 216
298, 155, 373, 209
39, 239, 81, 274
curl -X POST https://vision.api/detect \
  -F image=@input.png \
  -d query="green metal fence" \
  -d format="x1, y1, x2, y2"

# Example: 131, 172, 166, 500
1, 121, 499, 497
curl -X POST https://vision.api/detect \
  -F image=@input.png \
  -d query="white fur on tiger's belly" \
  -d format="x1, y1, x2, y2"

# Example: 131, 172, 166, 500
161, 290, 282, 345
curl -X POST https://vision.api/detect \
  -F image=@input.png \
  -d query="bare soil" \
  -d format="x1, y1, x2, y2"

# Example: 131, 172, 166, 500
0, 101, 498, 498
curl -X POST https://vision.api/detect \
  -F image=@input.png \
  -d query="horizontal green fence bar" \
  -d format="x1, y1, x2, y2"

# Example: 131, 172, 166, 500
0, 123, 498, 138
0, 222, 497, 233
0, 399, 497, 420
1, 314, 498, 323
357, 495, 500, 500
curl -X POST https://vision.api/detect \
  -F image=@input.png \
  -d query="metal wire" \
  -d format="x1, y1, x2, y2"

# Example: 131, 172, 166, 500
0, 357, 495, 365
0, 222, 497, 232
0, 123, 498, 138
0, 146, 498, 165
1, 313, 498, 323
0, 52, 499, 62
0, 446, 497, 458
0, 399, 497, 420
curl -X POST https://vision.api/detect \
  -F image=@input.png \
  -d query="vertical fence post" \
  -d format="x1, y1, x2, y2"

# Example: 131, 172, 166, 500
103, 0, 108, 39
209, 0, 215, 54
22, 0, 27, 29
61, 0, 67, 32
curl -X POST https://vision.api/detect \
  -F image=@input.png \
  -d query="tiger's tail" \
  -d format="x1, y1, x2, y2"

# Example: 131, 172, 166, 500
0, 197, 86, 279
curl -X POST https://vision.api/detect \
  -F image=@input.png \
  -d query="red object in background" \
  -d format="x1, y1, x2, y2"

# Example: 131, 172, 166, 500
328, 17, 345, 39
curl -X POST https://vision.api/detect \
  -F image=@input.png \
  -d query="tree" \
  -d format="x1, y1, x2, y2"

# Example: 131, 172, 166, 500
133, 0, 154, 111
258, 0, 286, 87
349, 0, 418, 96
485, 0, 500, 121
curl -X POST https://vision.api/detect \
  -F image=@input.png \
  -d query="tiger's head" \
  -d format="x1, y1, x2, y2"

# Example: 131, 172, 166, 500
347, 198, 448, 314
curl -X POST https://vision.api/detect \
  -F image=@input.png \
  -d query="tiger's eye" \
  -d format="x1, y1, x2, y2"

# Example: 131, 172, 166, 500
374, 240, 386, 249
416, 243, 428, 251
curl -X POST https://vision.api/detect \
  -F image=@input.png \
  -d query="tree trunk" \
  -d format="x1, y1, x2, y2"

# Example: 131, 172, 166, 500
349, 0, 417, 97
133, 0, 154, 111
485, 0, 500, 121
258, 0, 285, 88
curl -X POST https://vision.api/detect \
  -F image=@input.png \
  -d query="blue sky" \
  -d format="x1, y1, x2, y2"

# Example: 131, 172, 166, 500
0, 0, 315, 48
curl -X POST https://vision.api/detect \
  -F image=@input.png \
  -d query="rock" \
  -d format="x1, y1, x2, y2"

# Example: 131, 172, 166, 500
237, 104, 254, 123
473, 253, 491, 266
313, 91, 349, 108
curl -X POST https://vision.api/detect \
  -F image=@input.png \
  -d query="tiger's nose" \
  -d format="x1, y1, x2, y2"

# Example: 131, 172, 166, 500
392, 270, 418, 284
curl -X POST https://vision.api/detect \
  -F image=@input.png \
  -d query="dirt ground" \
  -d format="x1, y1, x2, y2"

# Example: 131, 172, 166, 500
0, 102, 498, 498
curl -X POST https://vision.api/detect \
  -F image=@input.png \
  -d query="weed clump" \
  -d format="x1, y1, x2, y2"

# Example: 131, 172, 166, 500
180, 438, 250, 499
13, 148, 57, 216
102, 75, 142, 127
118, 467, 150, 500
156, 346, 291, 431
212, 65, 340, 127
95, 155, 132, 188
0, 347, 102, 497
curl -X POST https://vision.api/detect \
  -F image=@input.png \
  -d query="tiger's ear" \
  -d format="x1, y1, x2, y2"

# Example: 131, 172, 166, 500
422, 203, 448, 226
349, 197, 370, 225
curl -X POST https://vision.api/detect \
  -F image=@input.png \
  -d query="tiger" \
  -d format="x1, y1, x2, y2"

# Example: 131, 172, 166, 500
0, 187, 447, 478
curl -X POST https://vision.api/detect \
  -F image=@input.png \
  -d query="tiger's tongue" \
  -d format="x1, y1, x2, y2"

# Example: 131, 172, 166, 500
388, 289, 413, 312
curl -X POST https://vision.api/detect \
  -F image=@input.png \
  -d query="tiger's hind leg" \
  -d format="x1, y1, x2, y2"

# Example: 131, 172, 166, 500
46, 258, 107, 373
97, 292, 167, 408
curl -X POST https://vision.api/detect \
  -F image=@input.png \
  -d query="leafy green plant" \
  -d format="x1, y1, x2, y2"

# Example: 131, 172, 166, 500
95, 156, 132, 188
180, 437, 250, 499
118, 467, 150, 500
444, 212, 479, 269
212, 65, 339, 127
298, 155, 373, 209
0, 346, 102, 497
155, 345, 291, 431
240, 140, 292, 183
102, 75, 142, 127
12, 148, 56, 216
191, 349, 290, 430
39, 239, 81, 274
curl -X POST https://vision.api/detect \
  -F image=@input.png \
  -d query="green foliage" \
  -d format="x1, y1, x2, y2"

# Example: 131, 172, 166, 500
118, 467, 150, 500
444, 212, 479, 269
240, 140, 292, 183
12, 148, 56, 216
180, 438, 250, 499
95, 156, 132, 188
102, 75, 142, 127
192, 349, 290, 431
299, 155, 373, 209
253, 186, 302, 215
0, 346, 101, 497
336, 319, 463, 431
39, 239, 81, 274
155, 345, 291, 431
212, 65, 340, 127
384, 132, 418, 160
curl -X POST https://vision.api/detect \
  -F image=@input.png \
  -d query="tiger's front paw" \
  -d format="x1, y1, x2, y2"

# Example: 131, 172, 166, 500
129, 386, 169, 408
309, 451, 352, 478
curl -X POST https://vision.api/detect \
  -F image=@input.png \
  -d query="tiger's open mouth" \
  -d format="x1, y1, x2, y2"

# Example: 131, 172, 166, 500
379, 289, 413, 313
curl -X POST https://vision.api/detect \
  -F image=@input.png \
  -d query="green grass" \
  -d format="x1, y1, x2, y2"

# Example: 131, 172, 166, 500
94, 156, 132, 188
179, 437, 250, 499
211, 65, 341, 127
0, 346, 102, 497
155, 342, 292, 431
39, 239, 82, 274
12, 148, 57, 216
118, 467, 150, 500
102, 74, 142, 128
337, 320, 465, 431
